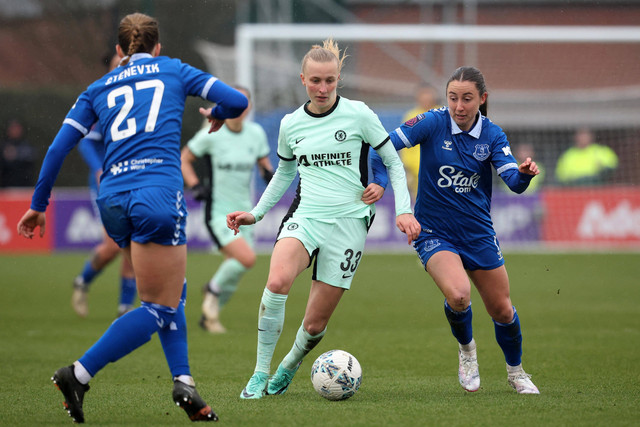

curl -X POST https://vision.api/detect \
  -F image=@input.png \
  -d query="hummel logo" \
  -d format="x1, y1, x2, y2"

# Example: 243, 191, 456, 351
295, 137, 305, 144
442, 140, 453, 151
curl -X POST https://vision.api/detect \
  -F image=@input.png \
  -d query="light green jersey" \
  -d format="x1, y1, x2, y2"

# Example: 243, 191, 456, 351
251, 96, 412, 221
187, 121, 270, 217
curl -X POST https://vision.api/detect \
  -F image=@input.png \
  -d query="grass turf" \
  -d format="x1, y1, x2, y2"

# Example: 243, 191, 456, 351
0, 252, 638, 425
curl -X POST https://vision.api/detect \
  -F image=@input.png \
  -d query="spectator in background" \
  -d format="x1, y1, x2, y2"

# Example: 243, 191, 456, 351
0, 119, 36, 187
401, 84, 439, 199
555, 127, 618, 186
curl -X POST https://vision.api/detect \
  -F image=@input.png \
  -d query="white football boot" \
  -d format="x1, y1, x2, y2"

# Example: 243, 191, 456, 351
458, 341, 480, 392
507, 364, 540, 394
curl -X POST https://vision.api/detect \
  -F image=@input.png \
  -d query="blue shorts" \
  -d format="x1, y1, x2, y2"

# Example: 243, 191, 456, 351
96, 186, 188, 248
413, 232, 504, 271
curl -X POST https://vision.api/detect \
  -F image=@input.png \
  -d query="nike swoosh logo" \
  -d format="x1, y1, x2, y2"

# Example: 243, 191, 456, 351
258, 328, 267, 332
242, 388, 255, 398
295, 137, 305, 144
342, 273, 353, 279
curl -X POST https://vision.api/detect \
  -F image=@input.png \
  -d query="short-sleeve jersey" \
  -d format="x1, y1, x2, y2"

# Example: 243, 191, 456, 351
187, 122, 270, 217
278, 96, 388, 219
390, 107, 519, 242
63, 53, 222, 195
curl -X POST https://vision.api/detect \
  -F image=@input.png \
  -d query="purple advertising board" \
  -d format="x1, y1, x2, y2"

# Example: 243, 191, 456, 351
50, 188, 541, 252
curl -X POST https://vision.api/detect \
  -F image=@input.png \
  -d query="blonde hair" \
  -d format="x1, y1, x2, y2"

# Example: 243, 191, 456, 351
301, 38, 348, 75
118, 13, 159, 66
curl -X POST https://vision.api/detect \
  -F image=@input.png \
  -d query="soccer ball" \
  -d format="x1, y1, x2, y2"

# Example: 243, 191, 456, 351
310, 349, 362, 401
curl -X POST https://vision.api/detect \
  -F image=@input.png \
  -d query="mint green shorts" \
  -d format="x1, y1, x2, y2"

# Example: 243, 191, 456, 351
277, 217, 368, 290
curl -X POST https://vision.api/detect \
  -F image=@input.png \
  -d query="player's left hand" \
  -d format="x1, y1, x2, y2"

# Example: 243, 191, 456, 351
199, 107, 225, 133
17, 209, 46, 239
395, 213, 421, 244
362, 183, 385, 205
519, 157, 540, 176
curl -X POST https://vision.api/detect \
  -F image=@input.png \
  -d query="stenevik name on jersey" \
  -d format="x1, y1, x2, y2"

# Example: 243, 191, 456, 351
104, 63, 160, 86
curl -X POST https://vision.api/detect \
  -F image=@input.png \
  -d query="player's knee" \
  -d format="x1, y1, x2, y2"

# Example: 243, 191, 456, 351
302, 319, 326, 336
489, 303, 514, 324
265, 277, 290, 294
238, 252, 256, 269
446, 293, 470, 312
93, 245, 119, 266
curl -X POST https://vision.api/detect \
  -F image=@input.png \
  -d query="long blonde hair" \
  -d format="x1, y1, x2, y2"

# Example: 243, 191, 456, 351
118, 13, 159, 66
301, 38, 348, 75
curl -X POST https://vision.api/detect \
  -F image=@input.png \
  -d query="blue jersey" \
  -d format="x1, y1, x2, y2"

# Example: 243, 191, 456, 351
372, 107, 532, 242
31, 53, 247, 211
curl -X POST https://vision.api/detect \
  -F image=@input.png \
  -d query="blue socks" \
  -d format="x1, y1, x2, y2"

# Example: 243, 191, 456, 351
493, 307, 523, 366
119, 277, 137, 306
78, 281, 191, 379
78, 303, 172, 376
444, 299, 524, 367
80, 260, 100, 285
444, 300, 473, 345
158, 281, 190, 377
79, 260, 137, 307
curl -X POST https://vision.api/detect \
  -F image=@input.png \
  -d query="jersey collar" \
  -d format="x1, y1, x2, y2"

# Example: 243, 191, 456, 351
304, 95, 341, 118
449, 110, 483, 139
128, 53, 153, 63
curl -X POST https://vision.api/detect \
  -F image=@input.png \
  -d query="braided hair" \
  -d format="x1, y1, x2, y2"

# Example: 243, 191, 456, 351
117, 13, 159, 66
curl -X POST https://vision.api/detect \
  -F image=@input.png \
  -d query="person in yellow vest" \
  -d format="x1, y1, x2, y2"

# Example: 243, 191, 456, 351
555, 127, 618, 186
401, 84, 439, 199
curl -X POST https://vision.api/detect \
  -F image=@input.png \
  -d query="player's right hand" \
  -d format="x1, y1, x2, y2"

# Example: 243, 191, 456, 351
395, 213, 421, 245
362, 183, 385, 205
17, 209, 46, 239
227, 211, 256, 235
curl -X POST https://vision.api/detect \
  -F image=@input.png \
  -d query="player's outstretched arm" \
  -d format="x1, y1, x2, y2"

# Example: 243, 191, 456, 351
227, 211, 256, 235
17, 209, 46, 239
395, 213, 421, 245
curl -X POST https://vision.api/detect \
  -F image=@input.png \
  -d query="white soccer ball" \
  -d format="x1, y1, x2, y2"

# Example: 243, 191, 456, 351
310, 349, 362, 401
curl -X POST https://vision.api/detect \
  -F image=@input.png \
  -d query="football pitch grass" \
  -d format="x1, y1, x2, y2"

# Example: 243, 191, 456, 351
0, 251, 638, 426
